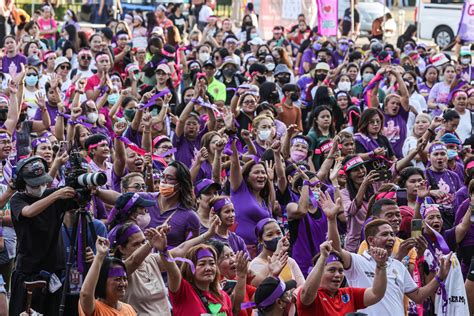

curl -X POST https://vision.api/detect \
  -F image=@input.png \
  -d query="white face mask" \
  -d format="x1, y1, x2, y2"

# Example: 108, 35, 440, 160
198, 52, 210, 63
86, 112, 98, 123
258, 129, 272, 140
27, 106, 37, 119
26, 184, 47, 198
461, 57, 471, 65
338, 81, 351, 92
136, 212, 151, 229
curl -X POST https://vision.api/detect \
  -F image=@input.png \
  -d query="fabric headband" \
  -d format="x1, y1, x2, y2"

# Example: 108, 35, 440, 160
421, 204, 440, 219
106, 193, 140, 224
0, 95, 9, 104
88, 139, 108, 151
325, 253, 343, 264
258, 280, 285, 308
78, 50, 92, 57
134, 15, 143, 22
40, 131, 52, 138
466, 161, 474, 170
161, 49, 175, 58
213, 197, 232, 213
343, 156, 364, 173
31, 137, 50, 149
453, 90, 468, 99
255, 218, 278, 238
110, 75, 121, 81
117, 34, 129, 40
116, 224, 141, 246
314, 141, 333, 155
108, 266, 127, 278
0, 133, 10, 140
429, 143, 447, 154
43, 52, 56, 60
153, 135, 171, 147
125, 64, 139, 73
291, 137, 308, 147
375, 191, 396, 201
96, 54, 110, 62
196, 249, 214, 260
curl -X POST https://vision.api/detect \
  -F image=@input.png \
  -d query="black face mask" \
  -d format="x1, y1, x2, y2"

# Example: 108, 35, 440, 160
223, 68, 236, 78
277, 76, 290, 85
0, 108, 7, 122
290, 93, 299, 102
269, 92, 280, 104
264, 237, 281, 252
256, 75, 266, 85
315, 74, 326, 82
19, 113, 27, 122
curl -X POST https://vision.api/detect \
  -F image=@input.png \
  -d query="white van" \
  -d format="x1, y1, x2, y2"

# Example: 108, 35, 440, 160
416, 0, 463, 48
338, 0, 391, 36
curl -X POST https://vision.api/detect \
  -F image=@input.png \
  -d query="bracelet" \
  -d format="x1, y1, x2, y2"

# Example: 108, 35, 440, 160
435, 274, 444, 284
368, 151, 375, 158
376, 263, 387, 269
416, 196, 424, 205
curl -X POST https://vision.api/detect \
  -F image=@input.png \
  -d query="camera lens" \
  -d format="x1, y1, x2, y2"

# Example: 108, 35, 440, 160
77, 172, 107, 187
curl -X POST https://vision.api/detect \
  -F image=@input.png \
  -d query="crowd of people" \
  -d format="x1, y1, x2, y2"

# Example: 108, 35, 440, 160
0, 1, 473, 315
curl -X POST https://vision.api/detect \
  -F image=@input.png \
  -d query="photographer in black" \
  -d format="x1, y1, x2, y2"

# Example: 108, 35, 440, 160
9, 156, 79, 316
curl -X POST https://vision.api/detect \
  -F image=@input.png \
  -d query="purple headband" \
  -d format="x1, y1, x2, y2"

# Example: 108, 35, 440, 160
0, 133, 10, 140
195, 179, 214, 195
258, 280, 285, 309
255, 218, 278, 238
31, 137, 50, 149
108, 266, 127, 278
107, 193, 140, 224
429, 143, 447, 154
213, 197, 232, 213
116, 224, 141, 246
291, 137, 308, 147
40, 131, 53, 138
325, 253, 343, 264
196, 249, 214, 260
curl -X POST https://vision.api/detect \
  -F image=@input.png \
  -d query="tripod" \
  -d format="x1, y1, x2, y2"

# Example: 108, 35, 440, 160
59, 206, 98, 316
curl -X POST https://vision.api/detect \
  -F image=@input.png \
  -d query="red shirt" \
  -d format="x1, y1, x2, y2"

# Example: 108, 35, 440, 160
169, 278, 233, 316
85, 74, 101, 93
297, 287, 366, 316
113, 47, 126, 74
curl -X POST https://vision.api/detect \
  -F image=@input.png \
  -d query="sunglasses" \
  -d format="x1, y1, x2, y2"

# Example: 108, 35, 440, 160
60, 65, 71, 70
80, 55, 92, 60
127, 183, 147, 190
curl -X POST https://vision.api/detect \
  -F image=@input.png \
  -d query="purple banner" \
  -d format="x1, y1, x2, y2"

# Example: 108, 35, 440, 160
317, 0, 338, 36
458, 1, 474, 42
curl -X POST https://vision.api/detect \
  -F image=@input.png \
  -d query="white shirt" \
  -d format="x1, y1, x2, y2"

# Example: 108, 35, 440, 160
456, 110, 472, 143
346, 251, 418, 316
198, 5, 213, 23
402, 135, 425, 170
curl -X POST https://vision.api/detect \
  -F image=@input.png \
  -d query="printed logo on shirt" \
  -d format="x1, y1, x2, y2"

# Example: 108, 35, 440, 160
341, 293, 351, 304
364, 271, 375, 278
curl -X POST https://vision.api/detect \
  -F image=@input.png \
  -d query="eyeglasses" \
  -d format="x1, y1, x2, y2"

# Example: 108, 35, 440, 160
127, 183, 147, 190
158, 145, 173, 150
60, 65, 71, 70
80, 55, 92, 60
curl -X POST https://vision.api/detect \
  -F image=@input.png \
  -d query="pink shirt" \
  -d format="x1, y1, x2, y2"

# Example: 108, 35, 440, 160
37, 17, 57, 39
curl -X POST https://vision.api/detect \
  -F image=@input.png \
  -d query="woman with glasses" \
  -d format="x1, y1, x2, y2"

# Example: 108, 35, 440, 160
232, 93, 258, 137
152, 135, 174, 172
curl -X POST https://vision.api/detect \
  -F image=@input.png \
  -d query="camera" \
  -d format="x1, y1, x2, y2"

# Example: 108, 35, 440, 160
65, 150, 107, 205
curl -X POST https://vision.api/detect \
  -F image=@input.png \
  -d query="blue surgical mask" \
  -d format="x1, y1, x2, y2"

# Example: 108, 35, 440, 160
363, 73, 375, 83
25, 75, 39, 87
107, 93, 119, 105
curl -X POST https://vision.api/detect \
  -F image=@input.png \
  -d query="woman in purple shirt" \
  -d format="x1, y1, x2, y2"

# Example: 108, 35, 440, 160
428, 64, 456, 117
418, 65, 439, 101
229, 139, 273, 256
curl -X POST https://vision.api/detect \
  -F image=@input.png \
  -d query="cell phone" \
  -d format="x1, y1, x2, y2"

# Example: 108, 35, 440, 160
222, 280, 237, 294
411, 219, 423, 239
396, 188, 408, 206
127, 42, 133, 47
375, 169, 391, 181
58, 141, 68, 156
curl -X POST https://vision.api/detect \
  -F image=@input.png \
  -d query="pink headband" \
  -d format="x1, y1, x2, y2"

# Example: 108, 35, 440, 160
78, 50, 92, 57
466, 161, 474, 170
314, 141, 333, 155
375, 191, 396, 201
43, 52, 56, 61
343, 156, 364, 173
161, 49, 175, 58
117, 34, 129, 40
96, 54, 110, 62
88, 140, 108, 154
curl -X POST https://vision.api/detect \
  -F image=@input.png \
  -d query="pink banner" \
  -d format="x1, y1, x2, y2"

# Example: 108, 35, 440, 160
317, 0, 338, 36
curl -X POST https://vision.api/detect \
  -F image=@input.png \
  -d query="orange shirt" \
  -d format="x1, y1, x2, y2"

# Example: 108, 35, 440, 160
297, 287, 366, 316
78, 300, 136, 316
276, 102, 303, 131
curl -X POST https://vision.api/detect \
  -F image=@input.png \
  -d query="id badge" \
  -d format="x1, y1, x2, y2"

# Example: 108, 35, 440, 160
49, 273, 62, 293
69, 268, 82, 294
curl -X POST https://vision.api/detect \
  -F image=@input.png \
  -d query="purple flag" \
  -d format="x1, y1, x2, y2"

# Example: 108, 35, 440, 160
458, 1, 474, 42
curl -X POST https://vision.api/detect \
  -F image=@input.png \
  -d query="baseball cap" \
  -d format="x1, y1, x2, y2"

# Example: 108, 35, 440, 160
17, 156, 53, 187
249, 63, 268, 75
460, 46, 472, 57
249, 37, 265, 46
115, 192, 156, 210
203, 59, 216, 68
254, 277, 296, 309
156, 64, 171, 74
194, 178, 221, 196
54, 56, 71, 71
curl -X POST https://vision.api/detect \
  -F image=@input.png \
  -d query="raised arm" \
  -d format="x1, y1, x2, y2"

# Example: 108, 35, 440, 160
229, 139, 243, 192
320, 192, 352, 269
363, 247, 388, 306
271, 140, 287, 193
31, 92, 51, 132
232, 251, 248, 315
3, 80, 19, 133
20, 187, 75, 218
212, 138, 225, 184
299, 241, 333, 305
392, 67, 410, 112
156, 228, 182, 293
141, 111, 152, 153
113, 121, 128, 178
176, 100, 195, 138
455, 201, 473, 244
80, 237, 109, 316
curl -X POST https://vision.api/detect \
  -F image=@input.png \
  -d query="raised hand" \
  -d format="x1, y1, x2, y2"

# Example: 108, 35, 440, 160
396, 238, 416, 260
268, 250, 288, 277
152, 225, 170, 252
319, 240, 333, 258
368, 247, 388, 267
114, 121, 127, 136
264, 160, 275, 182
319, 192, 342, 220
416, 180, 430, 199
215, 138, 226, 153
287, 124, 299, 136
329, 160, 342, 183
142, 110, 152, 128
70, 107, 82, 120
414, 236, 428, 258
76, 78, 86, 93
35, 92, 46, 110
437, 252, 453, 281
275, 235, 290, 254
271, 139, 282, 154
7, 80, 18, 94
235, 251, 249, 279
206, 214, 221, 238
240, 129, 251, 142
95, 237, 110, 256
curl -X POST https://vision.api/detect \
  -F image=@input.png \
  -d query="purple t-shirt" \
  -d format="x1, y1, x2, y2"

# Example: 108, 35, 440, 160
211, 233, 249, 257
173, 127, 207, 168
124, 127, 142, 148
428, 82, 451, 117
139, 192, 200, 247
34, 102, 60, 125
455, 199, 474, 247
383, 107, 409, 158
231, 180, 271, 245
2, 54, 27, 73
299, 48, 316, 75
418, 82, 432, 101
196, 160, 212, 182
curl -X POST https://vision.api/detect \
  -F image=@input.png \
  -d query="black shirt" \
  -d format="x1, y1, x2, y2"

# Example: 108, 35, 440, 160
342, 8, 360, 36
11, 188, 78, 274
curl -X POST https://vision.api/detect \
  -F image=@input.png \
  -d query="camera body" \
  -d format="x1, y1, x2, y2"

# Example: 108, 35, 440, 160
65, 150, 107, 205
